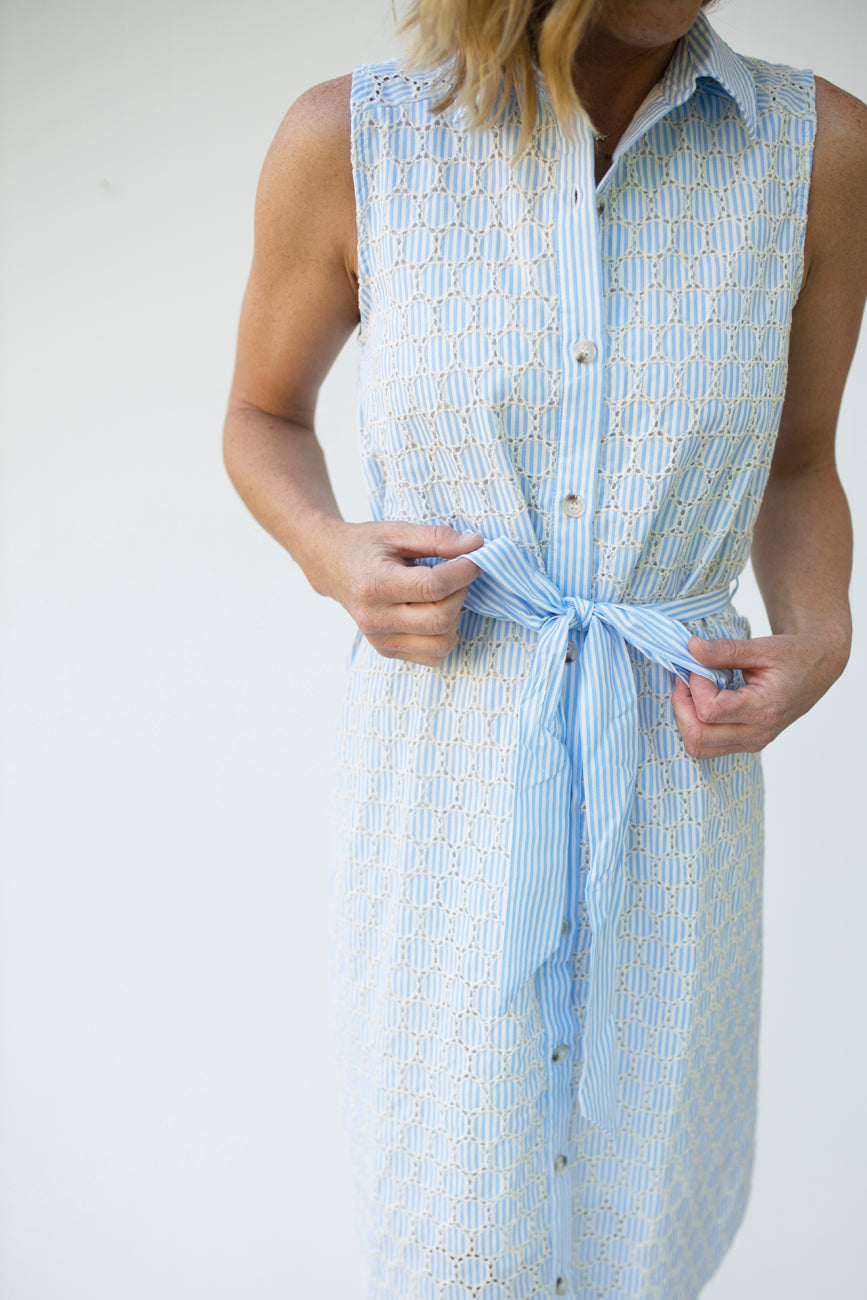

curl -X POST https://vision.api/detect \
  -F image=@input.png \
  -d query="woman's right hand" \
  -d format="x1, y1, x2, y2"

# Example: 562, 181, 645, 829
313, 521, 485, 667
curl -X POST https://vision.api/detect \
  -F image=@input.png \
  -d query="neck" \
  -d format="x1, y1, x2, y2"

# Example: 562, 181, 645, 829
571, 28, 681, 135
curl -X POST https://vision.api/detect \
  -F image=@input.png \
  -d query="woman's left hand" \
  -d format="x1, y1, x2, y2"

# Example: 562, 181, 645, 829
670, 632, 850, 759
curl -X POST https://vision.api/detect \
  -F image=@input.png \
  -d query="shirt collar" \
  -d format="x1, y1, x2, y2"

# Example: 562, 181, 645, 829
659, 8, 759, 138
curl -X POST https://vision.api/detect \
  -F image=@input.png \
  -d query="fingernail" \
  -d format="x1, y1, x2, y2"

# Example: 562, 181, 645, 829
459, 531, 482, 541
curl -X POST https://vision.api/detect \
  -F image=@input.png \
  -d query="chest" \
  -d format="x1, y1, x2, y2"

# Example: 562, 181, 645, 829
360, 96, 809, 390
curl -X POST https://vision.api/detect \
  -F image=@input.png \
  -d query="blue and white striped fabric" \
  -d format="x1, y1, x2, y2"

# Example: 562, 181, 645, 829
455, 534, 734, 1132
330, 11, 815, 1298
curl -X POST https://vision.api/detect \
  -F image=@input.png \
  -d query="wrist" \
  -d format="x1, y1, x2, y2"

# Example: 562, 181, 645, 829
821, 621, 852, 679
297, 515, 353, 600
772, 617, 852, 677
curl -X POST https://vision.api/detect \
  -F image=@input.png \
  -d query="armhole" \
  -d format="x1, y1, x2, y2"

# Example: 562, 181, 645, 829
350, 64, 374, 349
793, 67, 817, 302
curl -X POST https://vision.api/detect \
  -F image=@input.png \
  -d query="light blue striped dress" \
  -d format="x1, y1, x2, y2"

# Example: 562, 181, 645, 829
328, 11, 815, 1298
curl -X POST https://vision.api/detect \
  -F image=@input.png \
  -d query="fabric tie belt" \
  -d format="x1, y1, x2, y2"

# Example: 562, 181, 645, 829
453, 536, 735, 1135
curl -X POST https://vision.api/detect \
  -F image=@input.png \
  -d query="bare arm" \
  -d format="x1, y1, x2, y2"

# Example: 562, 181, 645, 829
673, 75, 867, 757
222, 76, 360, 582
222, 75, 482, 665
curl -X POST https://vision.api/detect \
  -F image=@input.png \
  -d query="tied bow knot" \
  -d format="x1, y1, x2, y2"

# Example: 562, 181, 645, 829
560, 594, 593, 633
449, 535, 735, 1135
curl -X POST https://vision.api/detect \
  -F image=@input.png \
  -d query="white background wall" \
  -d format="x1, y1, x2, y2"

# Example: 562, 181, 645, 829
0, 1, 864, 1296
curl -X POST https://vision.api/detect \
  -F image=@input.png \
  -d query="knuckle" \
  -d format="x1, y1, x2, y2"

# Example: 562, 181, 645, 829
680, 724, 705, 759
429, 634, 454, 659
693, 699, 714, 724
758, 700, 784, 728
355, 610, 378, 636
354, 572, 381, 605
431, 523, 454, 548
430, 609, 455, 636
415, 565, 439, 602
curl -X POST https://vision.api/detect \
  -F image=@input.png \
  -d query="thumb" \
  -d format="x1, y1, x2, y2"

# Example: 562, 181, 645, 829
384, 522, 485, 560
688, 635, 758, 669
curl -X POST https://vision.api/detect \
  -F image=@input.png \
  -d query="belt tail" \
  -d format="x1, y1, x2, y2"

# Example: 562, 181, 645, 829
574, 618, 639, 1134
492, 612, 574, 1016
575, 585, 737, 1133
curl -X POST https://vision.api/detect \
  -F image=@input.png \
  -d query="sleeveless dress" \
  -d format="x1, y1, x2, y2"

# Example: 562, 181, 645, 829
327, 11, 815, 1298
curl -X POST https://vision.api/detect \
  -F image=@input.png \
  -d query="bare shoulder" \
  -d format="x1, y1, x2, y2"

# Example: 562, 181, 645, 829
814, 74, 867, 141
255, 73, 357, 280
813, 75, 867, 177
803, 76, 867, 276
266, 73, 353, 177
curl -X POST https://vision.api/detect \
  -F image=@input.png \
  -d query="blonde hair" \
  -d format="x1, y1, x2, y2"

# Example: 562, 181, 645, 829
393, 0, 718, 158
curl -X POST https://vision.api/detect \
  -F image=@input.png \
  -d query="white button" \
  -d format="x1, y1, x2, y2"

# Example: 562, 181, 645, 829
554, 1154, 568, 1174
555, 1279, 570, 1297
562, 494, 586, 519
552, 1043, 570, 1063
565, 641, 577, 663
572, 339, 598, 363
596, 199, 605, 214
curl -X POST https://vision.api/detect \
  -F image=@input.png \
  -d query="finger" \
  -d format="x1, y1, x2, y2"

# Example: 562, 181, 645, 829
394, 655, 449, 667
367, 587, 468, 636
684, 729, 770, 755
382, 522, 485, 560
367, 631, 458, 664
687, 671, 769, 725
688, 635, 775, 671
682, 735, 769, 757
672, 677, 773, 756
357, 555, 478, 609
401, 555, 483, 603
671, 673, 699, 733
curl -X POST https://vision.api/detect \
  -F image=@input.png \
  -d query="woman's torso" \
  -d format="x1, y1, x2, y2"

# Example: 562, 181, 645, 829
347, 23, 816, 609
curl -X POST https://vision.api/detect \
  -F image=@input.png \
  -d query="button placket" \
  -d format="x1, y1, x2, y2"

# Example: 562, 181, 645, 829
547, 112, 605, 605
541, 111, 604, 1297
